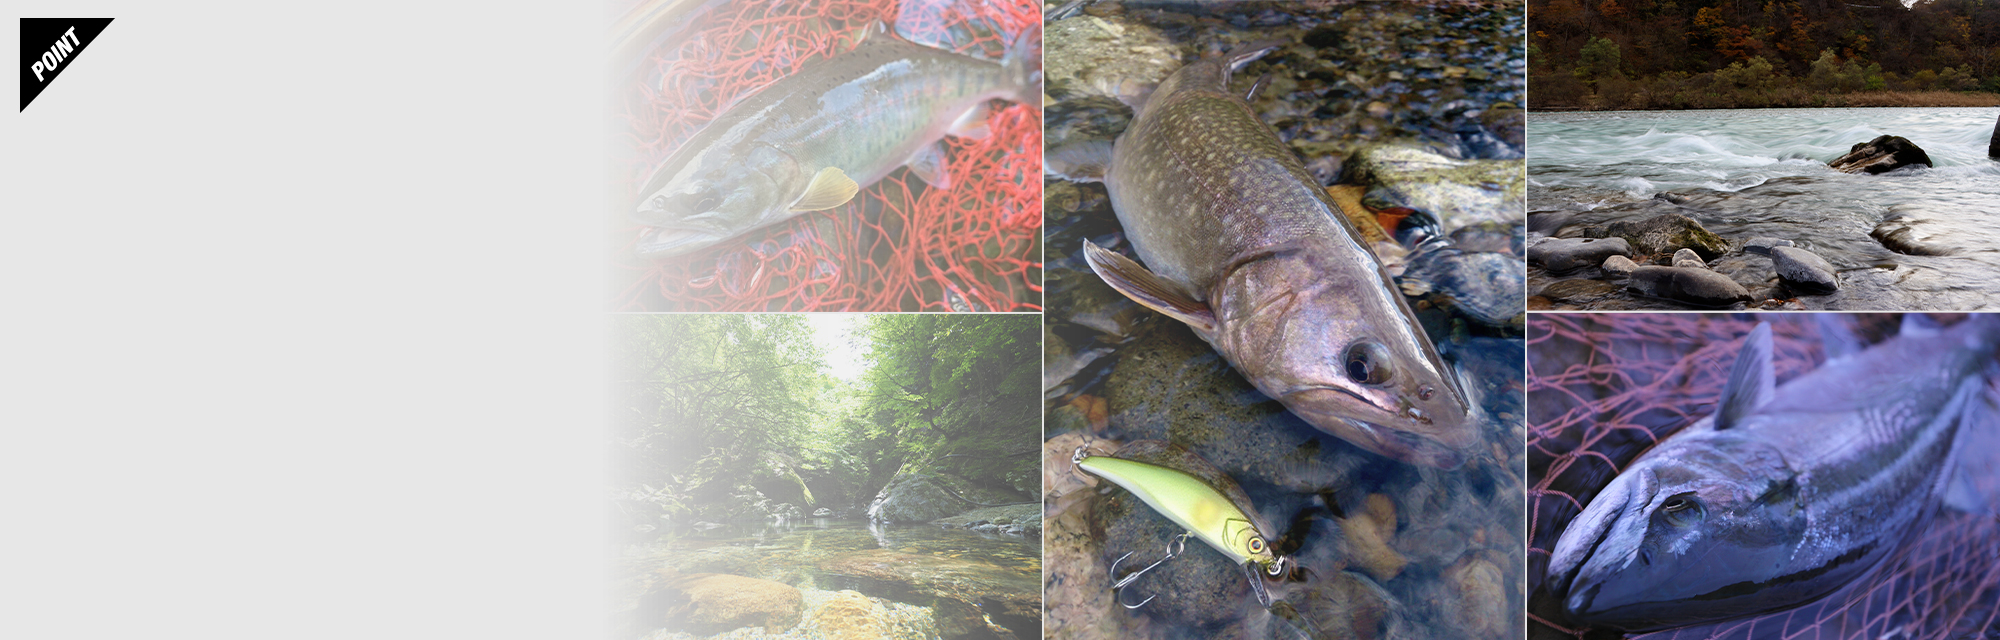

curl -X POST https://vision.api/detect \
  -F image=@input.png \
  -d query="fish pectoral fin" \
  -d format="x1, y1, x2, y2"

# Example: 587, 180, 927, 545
947, 103, 992, 140
1716, 323, 1775, 430
1082, 240, 1217, 335
906, 143, 952, 190
788, 167, 861, 212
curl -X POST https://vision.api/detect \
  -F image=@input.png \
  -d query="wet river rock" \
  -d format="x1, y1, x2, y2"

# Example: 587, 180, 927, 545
869, 471, 1025, 524
1577, 212, 1729, 259
1626, 265, 1752, 307
1599, 254, 1638, 276
1399, 248, 1525, 330
1990, 112, 1999, 158
1670, 248, 1705, 269
1829, 134, 1933, 174
1768, 246, 1839, 293
1527, 237, 1630, 274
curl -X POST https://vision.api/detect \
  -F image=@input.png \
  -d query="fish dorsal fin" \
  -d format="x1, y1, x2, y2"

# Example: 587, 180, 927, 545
1901, 313, 1944, 337
1716, 323, 1775, 430
1082, 240, 1217, 336
788, 167, 860, 212
1813, 315, 1864, 361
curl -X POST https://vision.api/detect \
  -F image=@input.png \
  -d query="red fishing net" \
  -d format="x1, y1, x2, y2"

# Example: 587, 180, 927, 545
1527, 314, 2000, 640
610, 0, 1041, 312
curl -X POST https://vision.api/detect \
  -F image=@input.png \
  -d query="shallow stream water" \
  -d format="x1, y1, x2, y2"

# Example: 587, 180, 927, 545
1528, 107, 2000, 310
618, 519, 1040, 639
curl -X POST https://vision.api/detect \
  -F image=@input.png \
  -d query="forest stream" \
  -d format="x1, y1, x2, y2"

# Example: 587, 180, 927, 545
611, 314, 1043, 640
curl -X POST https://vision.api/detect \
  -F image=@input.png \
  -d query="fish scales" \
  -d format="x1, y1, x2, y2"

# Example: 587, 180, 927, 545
1110, 65, 1352, 288
635, 27, 1033, 257
1088, 43, 1474, 468
1548, 317, 2000, 631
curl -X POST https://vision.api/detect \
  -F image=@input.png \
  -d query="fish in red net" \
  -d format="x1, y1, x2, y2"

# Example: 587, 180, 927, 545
632, 22, 1038, 259
1529, 314, 2000, 639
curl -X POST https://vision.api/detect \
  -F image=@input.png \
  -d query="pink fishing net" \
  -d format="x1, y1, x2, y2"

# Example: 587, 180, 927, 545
610, 0, 1041, 311
1527, 314, 2000, 639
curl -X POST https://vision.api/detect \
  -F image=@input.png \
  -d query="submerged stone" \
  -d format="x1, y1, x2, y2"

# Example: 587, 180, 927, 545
662, 573, 803, 634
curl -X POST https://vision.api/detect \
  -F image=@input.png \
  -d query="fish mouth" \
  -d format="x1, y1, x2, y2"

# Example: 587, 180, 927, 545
1547, 468, 1657, 627
635, 226, 726, 258
1280, 387, 1470, 468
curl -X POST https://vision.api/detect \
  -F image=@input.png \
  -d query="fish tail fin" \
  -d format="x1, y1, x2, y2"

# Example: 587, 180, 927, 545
1001, 23, 1042, 106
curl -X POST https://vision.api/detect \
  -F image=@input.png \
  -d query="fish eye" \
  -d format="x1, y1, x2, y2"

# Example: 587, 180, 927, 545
648, 195, 668, 211
1344, 341, 1395, 386
1248, 537, 1265, 553
1660, 494, 1704, 523
667, 188, 723, 214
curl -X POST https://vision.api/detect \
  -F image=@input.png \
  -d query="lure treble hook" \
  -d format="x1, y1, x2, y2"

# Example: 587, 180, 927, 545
1109, 532, 1191, 609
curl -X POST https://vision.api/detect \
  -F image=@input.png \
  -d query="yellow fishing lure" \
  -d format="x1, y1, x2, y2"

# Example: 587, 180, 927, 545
1073, 447, 1286, 604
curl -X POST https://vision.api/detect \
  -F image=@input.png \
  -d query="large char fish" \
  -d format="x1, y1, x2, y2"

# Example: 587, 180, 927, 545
1547, 316, 2000, 631
634, 24, 1038, 258
1081, 42, 1474, 468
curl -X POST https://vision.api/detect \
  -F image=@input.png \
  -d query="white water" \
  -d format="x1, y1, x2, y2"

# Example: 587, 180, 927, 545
1528, 107, 2000, 310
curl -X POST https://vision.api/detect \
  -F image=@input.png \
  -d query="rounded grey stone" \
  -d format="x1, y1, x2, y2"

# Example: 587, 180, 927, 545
1528, 236, 1632, 274
1770, 246, 1839, 293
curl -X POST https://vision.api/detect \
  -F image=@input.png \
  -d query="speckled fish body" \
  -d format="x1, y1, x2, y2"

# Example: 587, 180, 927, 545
1548, 317, 2000, 632
634, 26, 1036, 258
1086, 43, 1474, 468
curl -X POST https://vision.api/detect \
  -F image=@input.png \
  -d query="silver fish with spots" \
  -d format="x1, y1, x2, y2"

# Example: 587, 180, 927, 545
634, 24, 1038, 258
1547, 316, 2000, 631
1081, 42, 1474, 468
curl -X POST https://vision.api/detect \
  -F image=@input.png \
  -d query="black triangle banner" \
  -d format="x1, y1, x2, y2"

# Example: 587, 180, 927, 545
21, 18, 113, 111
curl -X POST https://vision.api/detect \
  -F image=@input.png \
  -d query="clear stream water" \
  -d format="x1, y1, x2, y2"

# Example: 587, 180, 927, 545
619, 519, 1040, 639
1528, 107, 2000, 310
